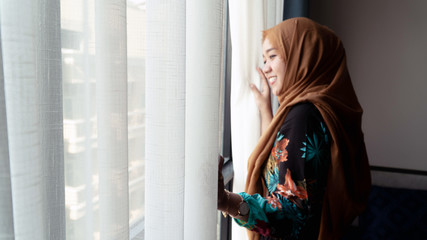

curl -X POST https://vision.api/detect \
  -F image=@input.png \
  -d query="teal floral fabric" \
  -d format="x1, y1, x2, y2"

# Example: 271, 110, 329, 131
234, 103, 331, 240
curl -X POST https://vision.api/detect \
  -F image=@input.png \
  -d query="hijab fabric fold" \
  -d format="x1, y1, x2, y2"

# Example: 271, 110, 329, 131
244, 17, 371, 240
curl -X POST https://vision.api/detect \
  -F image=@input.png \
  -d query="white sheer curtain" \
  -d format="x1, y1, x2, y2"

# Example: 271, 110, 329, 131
1, 0, 225, 239
61, 0, 145, 239
228, 0, 283, 239
95, 1, 129, 239
184, 0, 223, 239
144, 1, 186, 239
0, 22, 15, 240
0, 0, 65, 239
145, 0, 224, 240
1, 0, 145, 239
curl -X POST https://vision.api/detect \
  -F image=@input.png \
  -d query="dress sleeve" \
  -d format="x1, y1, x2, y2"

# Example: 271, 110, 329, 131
233, 103, 330, 239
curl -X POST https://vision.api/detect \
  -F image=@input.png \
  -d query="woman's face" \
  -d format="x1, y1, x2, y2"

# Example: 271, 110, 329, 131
262, 38, 286, 96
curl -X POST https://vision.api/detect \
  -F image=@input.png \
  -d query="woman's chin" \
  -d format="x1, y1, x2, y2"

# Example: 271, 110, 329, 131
272, 88, 278, 96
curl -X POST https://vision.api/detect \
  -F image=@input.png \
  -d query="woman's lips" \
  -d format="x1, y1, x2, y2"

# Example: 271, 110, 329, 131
269, 76, 277, 85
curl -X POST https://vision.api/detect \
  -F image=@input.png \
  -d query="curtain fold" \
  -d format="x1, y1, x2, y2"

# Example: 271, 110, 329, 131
145, 1, 186, 239
95, 1, 129, 239
0, 0, 65, 239
184, 0, 223, 239
61, 1, 145, 239
228, 1, 283, 239
229, 3, 263, 240
61, 1, 99, 238
0, 24, 15, 240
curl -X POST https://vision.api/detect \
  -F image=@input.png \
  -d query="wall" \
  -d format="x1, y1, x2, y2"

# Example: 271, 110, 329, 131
310, 0, 427, 172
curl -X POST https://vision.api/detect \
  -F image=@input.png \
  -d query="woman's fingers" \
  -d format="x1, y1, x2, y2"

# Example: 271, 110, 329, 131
251, 67, 272, 111
256, 67, 267, 82
218, 155, 224, 173
256, 67, 270, 93
250, 83, 262, 98
218, 155, 225, 205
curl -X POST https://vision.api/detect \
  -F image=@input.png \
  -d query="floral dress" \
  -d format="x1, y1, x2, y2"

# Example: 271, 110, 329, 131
235, 102, 331, 240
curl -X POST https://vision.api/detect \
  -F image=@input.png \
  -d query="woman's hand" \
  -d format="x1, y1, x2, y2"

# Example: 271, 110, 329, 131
251, 67, 273, 134
217, 155, 226, 210
217, 155, 249, 220
250, 67, 272, 113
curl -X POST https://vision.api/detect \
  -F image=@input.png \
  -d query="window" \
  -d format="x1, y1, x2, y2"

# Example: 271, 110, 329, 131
61, 1, 145, 239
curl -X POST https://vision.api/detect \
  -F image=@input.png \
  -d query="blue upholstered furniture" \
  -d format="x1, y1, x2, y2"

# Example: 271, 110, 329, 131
343, 185, 427, 240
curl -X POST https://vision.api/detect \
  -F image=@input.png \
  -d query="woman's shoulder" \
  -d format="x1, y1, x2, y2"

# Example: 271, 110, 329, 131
286, 102, 321, 122
288, 102, 318, 117
278, 102, 324, 133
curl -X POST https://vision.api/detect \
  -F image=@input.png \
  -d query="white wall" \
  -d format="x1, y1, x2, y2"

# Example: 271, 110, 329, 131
310, 0, 427, 171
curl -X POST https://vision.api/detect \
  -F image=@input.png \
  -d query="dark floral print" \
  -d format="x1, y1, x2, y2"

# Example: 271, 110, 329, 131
234, 103, 331, 240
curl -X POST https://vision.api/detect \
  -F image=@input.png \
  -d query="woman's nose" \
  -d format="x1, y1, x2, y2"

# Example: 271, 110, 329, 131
263, 62, 271, 73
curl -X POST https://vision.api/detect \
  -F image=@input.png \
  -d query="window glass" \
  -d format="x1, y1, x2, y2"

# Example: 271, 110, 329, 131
61, 1, 145, 239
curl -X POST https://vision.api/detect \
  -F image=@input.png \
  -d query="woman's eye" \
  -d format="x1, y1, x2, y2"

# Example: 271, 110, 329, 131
269, 54, 276, 59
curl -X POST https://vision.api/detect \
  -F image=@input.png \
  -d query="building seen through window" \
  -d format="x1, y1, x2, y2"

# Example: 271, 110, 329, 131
61, 0, 145, 239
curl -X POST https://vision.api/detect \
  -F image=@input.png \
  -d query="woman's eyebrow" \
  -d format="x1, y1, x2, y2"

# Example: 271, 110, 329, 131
266, 48, 276, 53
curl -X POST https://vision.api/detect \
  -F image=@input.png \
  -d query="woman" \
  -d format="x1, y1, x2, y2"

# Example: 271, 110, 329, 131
217, 17, 371, 240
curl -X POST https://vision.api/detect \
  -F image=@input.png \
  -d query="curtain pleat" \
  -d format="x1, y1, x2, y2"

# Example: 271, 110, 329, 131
184, 1, 223, 239
229, 1, 283, 239
60, 0, 98, 238
145, 1, 186, 239
0, 24, 15, 240
39, 1, 66, 239
229, 0, 263, 199
229, 3, 264, 240
95, 0, 129, 239
0, 0, 65, 239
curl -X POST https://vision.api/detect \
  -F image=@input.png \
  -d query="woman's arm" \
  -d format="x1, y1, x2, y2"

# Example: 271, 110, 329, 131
217, 156, 249, 222
250, 67, 273, 135
217, 121, 311, 238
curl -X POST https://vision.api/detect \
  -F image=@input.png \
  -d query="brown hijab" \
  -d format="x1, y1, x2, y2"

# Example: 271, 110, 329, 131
244, 17, 371, 240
